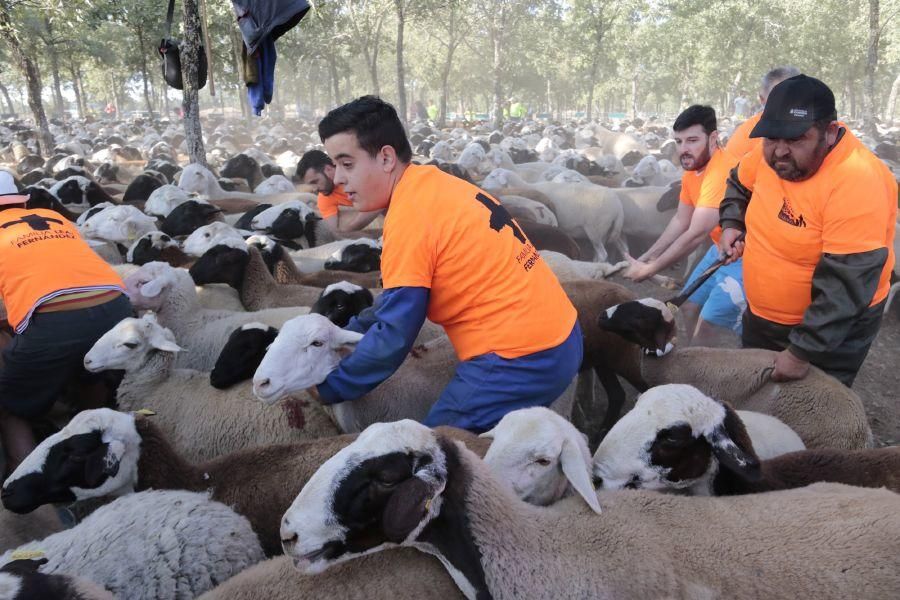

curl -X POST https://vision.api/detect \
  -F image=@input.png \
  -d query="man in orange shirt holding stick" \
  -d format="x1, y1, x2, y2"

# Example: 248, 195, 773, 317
311, 96, 582, 432
719, 75, 896, 386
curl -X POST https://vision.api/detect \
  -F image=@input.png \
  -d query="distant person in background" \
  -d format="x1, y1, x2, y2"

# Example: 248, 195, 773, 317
727, 66, 801, 158
297, 150, 383, 234
427, 100, 439, 121
510, 99, 526, 121
719, 75, 897, 386
733, 92, 750, 119
624, 105, 743, 346
412, 100, 428, 121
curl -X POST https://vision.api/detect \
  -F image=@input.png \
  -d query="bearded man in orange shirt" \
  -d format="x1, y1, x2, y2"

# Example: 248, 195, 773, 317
719, 75, 896, 386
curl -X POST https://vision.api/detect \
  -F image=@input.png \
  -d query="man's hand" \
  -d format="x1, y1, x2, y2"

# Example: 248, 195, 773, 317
771, 349, 810, 382
718, 228, 745, 265
622, 256, 656, 282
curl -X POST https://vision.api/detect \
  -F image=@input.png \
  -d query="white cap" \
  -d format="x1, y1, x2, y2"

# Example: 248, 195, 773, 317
0, 171, 28, 206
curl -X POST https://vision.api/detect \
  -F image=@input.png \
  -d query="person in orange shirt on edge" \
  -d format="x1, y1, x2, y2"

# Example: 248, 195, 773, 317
311, 96, 582, 432
727, 66, 801, 158
0, 172, 132, 473
623, 106, 743, 346
719, 74, 897, 387
297, 150, 384, 234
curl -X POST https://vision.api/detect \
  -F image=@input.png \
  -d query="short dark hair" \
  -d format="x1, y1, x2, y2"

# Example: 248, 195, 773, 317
673, 105, 717, 135
761, 66, 801, 96
296, 150, 333, 180
318, 96, 413, 163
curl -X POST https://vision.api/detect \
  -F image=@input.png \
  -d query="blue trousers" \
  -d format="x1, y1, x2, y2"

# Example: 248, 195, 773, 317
423, 322, 583, 433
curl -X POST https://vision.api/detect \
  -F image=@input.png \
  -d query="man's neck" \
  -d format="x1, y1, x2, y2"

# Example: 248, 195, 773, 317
387, 162, 412, 204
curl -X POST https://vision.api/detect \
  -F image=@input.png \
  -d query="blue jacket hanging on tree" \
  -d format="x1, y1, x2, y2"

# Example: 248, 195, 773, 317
248, 36, 276, 115
233, 0, 310, 116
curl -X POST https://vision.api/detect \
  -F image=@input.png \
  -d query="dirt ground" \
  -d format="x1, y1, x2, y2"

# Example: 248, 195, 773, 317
603, 257, 900, 448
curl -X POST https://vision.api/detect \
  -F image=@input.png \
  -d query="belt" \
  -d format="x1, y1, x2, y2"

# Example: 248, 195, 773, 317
36, 290, 122, 314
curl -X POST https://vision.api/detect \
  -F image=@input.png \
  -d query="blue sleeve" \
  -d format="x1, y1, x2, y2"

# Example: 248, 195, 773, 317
318, 287, 429, 404
344, 294, 383, 334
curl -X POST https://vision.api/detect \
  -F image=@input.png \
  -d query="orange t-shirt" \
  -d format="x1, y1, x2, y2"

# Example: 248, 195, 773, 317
381, 164, 577, 361
736, 125, 898, 325
316, 185, 354, 219
679, 147, 739, 245
0, 208, 125, 332
726, 112, 762, 158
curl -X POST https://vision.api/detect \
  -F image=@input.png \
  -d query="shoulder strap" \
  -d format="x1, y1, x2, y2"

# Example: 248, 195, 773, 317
165, 0, 176, 38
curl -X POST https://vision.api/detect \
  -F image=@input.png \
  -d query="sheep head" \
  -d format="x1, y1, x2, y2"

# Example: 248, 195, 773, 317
253, 314, 363, 404
84, 313, 183, 373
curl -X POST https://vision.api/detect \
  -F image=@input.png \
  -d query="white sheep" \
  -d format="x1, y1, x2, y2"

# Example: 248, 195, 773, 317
123, 262, 309, 370
0, 490, 264, 599
81, 316, 338, 462
78, 205, 158, 245
144, 184, 195, 217
255, 175, 296, 195
482, 167, 626, 262
279, 419, 900, 599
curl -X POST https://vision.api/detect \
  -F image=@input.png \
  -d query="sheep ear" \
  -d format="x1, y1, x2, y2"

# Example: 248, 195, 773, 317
140, 277, 166, 298
478, 427, 496, 439
705, 404, 761, 483
559, 438, 602, 514
381, 477, 433, 543
148, 329, 183, 353
331, 328, 363, 349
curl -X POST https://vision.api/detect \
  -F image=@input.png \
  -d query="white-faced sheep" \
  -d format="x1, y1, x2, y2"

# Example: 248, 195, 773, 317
78, 204, 157, 245
123, 261, 309, 370
279, 419, 900, 600
81, 315, 338, 462
0, 490, 263, 599
597, 298, 874, 450
183, 222, 247, 257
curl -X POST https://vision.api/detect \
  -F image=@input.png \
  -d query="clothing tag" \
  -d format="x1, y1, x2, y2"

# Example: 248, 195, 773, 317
10, 550, 45, 560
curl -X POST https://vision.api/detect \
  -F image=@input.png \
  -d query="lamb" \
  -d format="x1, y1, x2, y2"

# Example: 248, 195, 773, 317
593, 384, 899, 497
197, 551, 463, 600
482, 167, 625, 261
0, 490, 264, 600
189, 244, 331, 310
81, 314, 338, 461
1, 409, 488, 558
541, 250, 627, 281
183, 222, 247, 257
481, 407, 602, 512
279, 419, 900, 600
597, 298, 874, 449
124, 262, 309, 370
0, 559, 114, 600
210, 323, 280, 389
126, 231, 192, 267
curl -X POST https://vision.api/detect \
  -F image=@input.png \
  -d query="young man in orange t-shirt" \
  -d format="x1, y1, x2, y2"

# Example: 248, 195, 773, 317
312, 96, 581, 432
719, 75, 897, 386
297, 150, 383, 234
624, 106, 743, 345
0, 172, 132, 472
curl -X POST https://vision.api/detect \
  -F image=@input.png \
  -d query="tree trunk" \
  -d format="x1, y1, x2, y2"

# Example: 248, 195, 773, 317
328, 53, 340, 106
181, 0, 208, 166
67, 65, 83, 118
230, 26, 250, 118
0, 79, 14, 115
44, 17, 64, 118
862, 0, 879, 135
631, 69, 639, 120
365, 16, 383, 96
439, 56, 453, 128
76, 68, 88, 116
0, 7, 54, 154
394, 0, 407, 123
884, 71, 900, 125
136, 27, 155, 115
491, 32, 503, 128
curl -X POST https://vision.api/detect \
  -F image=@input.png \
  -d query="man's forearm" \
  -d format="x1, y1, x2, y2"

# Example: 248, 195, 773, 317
639, 217, 689, 262
338, 210, 383, 233
647, 228, 709, 273
719, 167, 751, 231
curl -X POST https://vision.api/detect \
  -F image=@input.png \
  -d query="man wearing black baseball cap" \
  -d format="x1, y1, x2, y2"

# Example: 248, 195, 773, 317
718, 74, 897, 387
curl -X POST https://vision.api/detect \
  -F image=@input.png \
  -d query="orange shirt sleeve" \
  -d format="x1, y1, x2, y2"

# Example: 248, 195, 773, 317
381, 207, 435, 289
696, 151, 739, 210
735, 144, 764, 193
317, 193, 340, 219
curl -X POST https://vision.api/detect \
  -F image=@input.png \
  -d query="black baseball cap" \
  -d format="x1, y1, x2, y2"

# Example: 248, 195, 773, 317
749, 74, 836, 139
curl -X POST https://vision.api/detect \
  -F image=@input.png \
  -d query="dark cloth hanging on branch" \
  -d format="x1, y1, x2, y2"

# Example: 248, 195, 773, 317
232, 0, 309, 115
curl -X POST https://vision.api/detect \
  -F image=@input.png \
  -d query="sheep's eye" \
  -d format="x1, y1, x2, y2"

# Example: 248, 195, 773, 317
310, 340, 324, 347
123, 341, 139, 349
535, 458, 552, 467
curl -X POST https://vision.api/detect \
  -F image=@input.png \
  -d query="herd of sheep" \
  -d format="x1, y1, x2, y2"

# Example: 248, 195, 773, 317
0, 111, 898, 599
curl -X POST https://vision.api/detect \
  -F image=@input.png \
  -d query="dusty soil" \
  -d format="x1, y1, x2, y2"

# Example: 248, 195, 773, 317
603, 258, 900, 448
